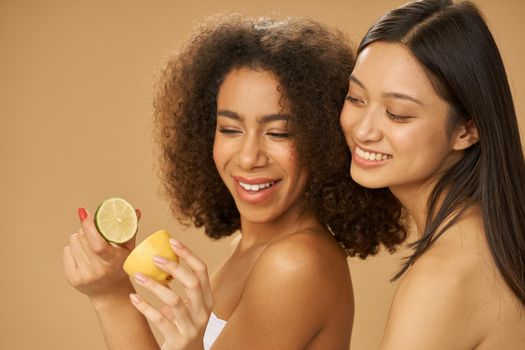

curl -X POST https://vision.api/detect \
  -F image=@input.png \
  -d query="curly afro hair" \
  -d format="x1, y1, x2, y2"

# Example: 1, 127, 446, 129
154, 15, 406, 258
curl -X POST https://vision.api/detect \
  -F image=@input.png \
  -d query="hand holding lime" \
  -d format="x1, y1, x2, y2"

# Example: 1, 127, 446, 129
94, 197, 138, 244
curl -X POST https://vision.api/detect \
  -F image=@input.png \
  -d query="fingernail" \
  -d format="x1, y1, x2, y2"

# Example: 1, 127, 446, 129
153, 255, 168, 264
78, 207, 88, 221
134, 272, 148, 284
170, 238, 183, 249
135, 209, 141, 220
129, 293, 141, 304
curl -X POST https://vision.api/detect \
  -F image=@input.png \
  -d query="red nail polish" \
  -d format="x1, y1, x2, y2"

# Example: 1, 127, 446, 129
78, 207, 87, 221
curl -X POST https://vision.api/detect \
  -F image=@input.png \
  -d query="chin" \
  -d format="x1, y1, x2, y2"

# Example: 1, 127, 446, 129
235, 205, 275, 224
350, 167, 388, 189
240, 213, 277, 225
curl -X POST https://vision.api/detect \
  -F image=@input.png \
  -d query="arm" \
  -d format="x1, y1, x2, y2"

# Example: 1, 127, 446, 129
380, 256, 481, 350
63, 208, 159, 350
131, 234, 340, 350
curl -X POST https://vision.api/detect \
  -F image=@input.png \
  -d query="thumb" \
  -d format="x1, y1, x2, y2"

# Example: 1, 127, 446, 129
119, 232, 137, 251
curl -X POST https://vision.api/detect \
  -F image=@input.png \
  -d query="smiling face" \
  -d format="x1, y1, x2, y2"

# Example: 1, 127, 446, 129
213, 67, 309, 225
339, 42, 467, 195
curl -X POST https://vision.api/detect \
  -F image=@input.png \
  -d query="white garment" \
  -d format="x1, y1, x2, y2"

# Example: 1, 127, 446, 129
203, 312, 227, 350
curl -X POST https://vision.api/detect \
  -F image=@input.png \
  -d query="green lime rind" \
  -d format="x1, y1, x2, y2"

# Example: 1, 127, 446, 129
94, 197, 138, 244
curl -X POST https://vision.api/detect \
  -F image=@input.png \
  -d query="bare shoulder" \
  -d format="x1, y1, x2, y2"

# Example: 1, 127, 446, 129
244, 229, 353, 322
382, 249, 482, 349
382, 211, 502, 350
257, 230, 346, 271
252, 229, 351, 293
213, 229, 353, 348
382, 210, 525, 349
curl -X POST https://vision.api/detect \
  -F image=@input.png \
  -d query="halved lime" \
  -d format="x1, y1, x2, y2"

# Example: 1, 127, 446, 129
94, 197, 138, 243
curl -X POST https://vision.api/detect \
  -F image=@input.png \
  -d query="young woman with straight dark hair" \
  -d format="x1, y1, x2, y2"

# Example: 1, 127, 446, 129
340, 0, 525, 348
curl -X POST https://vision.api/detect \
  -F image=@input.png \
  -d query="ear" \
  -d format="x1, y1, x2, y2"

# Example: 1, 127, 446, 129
452, 118, 479, 150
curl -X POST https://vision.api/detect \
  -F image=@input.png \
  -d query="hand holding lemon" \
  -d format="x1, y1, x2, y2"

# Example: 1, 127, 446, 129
92, 197, 179, 284
123, 229, 179, 284
82, 198, 213, 349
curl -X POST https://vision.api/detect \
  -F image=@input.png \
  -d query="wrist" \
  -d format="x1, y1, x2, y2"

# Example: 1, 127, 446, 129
89, 279, 136, 312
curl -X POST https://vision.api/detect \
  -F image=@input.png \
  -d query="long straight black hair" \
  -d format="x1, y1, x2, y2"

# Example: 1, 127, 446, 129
359, 0, 525, 305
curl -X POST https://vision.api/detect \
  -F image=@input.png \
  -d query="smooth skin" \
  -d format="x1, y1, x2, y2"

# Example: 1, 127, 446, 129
340, 42, 525, 350
65, 67, 353, 350
131, 68, 354, 349
63, 209, 159, 350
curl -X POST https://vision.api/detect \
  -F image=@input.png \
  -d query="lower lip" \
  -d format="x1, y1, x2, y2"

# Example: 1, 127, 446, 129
233, 180, 280, 204
352, 151, 391, 169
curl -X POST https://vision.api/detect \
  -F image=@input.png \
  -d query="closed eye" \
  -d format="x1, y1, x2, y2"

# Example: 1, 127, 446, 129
345, 95, 364, 106
386, 111, 411, 123
267, 131, 290, 138
218, 127, 242, 135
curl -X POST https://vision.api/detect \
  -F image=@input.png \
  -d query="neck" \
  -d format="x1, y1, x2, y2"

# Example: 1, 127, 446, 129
389, 150, 467, 235
390, 178, 441, 236
238, 207, 320, 250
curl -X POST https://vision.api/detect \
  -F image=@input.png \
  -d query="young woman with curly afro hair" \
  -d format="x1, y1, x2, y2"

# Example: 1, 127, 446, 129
64, 15, 406, 350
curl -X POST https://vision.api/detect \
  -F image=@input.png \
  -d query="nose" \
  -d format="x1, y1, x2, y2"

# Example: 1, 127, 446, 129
237, 133, 268, 170
341, 105, 382, 144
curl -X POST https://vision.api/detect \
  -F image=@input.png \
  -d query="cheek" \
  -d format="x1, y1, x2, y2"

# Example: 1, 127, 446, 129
273, 143, 308, 182
391, 124, 452, 173
212, 136, 226, 170
339, 105, 355, 133
289, 157, 309, 192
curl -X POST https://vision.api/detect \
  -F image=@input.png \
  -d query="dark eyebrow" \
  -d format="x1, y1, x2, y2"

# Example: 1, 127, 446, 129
217, 110, 291, 123
259, 114, 290, 123
217, 110, 240, 120
349, 75, 423, 106
382, 92, 423, 105
349, 75, 366, 90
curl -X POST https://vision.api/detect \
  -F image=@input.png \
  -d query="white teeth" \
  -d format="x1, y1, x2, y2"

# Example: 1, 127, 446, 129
239, 181, 274, 192
355, 146, 391, 161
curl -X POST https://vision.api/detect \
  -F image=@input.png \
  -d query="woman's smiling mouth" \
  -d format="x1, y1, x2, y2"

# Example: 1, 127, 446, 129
232, 176, 282, 203
238, 180, 278, 192
354, 146, 392, 161
352, 145, 393, 169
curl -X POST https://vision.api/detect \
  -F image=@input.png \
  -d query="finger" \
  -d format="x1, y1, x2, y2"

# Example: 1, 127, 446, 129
170, 239, 214, 308
76, 228, 103, 261
152, 256, 210, 324
63, 246, 78, 283
129, 293, 180, 337
69, 232, 91, 273
160, 304, 176, 322
133, 272, 195, 334
119, 232, 137, 252
77, 207, 115, 260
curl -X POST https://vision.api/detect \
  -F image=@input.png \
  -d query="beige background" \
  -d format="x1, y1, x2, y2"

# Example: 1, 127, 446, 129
1, 0, 523, 349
